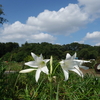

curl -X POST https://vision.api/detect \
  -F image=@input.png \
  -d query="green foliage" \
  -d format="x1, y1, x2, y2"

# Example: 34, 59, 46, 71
0, 4, 8, 24
0, 60, 100, 99
78, 48, 90, 59
14, 51, 25, 62
89, 50, 98, 59
0, 60, 8, 100
1, 52, 12, 61
0, 42, 19, 58
1, 42, 100, 62
24, 55, 34, 62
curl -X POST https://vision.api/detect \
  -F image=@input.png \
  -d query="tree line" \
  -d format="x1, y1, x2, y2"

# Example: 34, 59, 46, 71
0, 42, 100, 62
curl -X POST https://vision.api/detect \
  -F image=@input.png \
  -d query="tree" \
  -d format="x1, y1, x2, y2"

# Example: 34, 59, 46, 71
0, 4, 8, 24
78, 48, 90, 59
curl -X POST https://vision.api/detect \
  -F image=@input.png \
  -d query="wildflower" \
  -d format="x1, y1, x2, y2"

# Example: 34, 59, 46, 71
60, 53, 84, 81
19, 52, 50, 82
66, 52, 90, 70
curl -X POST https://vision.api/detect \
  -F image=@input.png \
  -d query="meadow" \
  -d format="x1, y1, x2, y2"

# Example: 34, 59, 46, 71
0, 59, 100, 100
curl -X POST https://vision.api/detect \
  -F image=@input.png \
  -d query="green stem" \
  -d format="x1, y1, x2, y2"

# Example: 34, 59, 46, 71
14, 73, 20, 89
50, 81, 52, 100
56, 83, 59, 100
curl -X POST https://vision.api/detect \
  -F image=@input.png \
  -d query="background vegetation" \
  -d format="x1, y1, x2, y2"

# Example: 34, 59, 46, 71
0, 42, 100, 62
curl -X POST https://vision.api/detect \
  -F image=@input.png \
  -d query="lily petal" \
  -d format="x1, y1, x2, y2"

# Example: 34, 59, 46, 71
62, 69, 69, 81
69, 68, 83, 77
41, 66, 49, 74
19, 69, 36, 73
59, 60, 64, 64
83, 60, 91, 63
79, 66, 89, 70
59, 60, 65, 68
71, 52, 76, 59
25, 61, 38, 67
43, 59, 50, 63
66, 53, 71, 59
40, 54, 43, 59
31, 52, 37, 60
74, 65, 84, 77
74, 60, 83, 65
35, 69, 41, 82
74, 60, 90, 64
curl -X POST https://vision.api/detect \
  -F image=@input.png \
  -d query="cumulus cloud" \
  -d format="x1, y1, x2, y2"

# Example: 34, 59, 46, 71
30, 33, 56, 43
78, 0, 100, 20
0, 22, 56, 44
84, 31, 100, 40
1, 21, 37, 34
82, 31, 100, 46
95, 43, 100, 46
27, 4, 88, 35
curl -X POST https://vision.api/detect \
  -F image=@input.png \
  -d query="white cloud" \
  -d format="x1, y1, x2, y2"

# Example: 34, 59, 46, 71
31, 33, 56, 43
82, 31, 100, 45
84, 31, 100, 40
95, 43, 100, 46
0, 22, 56, 44
27, 4, 88, 35
78, 0, 100, 20
2, 21, 38, 34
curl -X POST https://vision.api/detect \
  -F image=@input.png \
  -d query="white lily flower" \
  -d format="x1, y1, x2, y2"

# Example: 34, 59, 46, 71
66, 53, 90, 70
60, 53, 83, 81
20, 52, 50, 82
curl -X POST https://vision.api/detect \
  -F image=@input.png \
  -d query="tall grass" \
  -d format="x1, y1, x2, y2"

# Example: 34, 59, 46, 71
0, 60, 100, 100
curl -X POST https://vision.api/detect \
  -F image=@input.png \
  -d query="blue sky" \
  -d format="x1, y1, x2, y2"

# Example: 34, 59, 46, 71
0, 0, 100, 46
